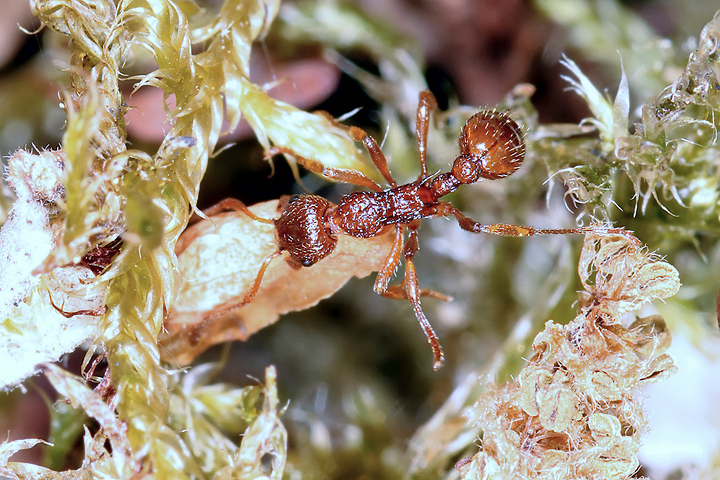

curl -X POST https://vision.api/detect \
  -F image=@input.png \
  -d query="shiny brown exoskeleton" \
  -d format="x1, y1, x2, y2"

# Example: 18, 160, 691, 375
206, 90, 630, 370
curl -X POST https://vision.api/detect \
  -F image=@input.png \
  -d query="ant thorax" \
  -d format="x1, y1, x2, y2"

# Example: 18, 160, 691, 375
329, 191, 388, 238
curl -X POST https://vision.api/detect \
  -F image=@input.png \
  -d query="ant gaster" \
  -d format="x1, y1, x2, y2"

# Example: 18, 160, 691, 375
207, 90, 630, 370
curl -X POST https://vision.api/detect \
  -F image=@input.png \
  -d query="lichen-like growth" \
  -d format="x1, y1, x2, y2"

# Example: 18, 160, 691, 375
457, 232, 680, 480
0, 364, 284, 478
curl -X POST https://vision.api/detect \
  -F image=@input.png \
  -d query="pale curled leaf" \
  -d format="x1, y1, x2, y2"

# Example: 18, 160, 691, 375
518, 365, 552, 417
520, 367, 580, 433
43, 364, 135, 466
578, 232, 680, 317
561, 56, 615, 151
613, 57, 630, 141
0, 439, 50, 466
161, 200, 395, 365
237, 77, 377, 178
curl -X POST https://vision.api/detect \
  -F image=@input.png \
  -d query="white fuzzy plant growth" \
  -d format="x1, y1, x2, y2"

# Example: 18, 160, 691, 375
0, 149, 104, 389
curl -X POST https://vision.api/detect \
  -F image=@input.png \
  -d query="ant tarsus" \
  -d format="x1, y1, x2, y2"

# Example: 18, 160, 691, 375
48, 293, 107, 319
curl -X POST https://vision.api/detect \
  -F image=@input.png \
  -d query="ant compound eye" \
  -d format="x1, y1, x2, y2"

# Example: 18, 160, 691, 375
459, 111, 525, 180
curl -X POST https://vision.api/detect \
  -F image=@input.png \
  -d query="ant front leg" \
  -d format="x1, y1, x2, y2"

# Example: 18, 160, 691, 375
194, 198, 284, 318
266, 146, 384, 192
195, 198, 275, 225
315, 111, 398, 188
374, 224, 445, 370
205, 249, 283, 320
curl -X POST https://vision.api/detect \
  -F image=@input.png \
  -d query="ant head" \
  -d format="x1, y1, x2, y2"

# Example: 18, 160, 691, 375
457, 111, 525, 180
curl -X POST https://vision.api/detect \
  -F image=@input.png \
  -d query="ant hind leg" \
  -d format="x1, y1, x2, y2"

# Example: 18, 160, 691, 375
415, 90, 438, 178
437, 202, 638, 245
402, 250, 445, 370
378, 223, 452, 301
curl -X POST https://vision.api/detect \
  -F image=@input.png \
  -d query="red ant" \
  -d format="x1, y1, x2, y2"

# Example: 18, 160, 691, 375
205, 90, 631, 370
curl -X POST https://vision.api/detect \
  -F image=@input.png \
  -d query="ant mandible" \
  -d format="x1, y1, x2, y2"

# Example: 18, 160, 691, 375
207, 90, 631, 370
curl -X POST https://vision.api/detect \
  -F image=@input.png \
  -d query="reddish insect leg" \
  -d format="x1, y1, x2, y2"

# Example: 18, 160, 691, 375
199, 198, 275, 225
48, 294, 107, 318
437, 203, 638, 244
206, 250, 283, 320
415, 90, 438, 178
315, 111, 398, 188
373, 225, 405, 297
404, 255, 444, 369
266, 146, 384, 192
374, 224, 449, 300
374, 225, 445, 369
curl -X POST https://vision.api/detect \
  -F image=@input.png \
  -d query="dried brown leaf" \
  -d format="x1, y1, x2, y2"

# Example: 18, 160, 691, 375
161, 200, 394, 365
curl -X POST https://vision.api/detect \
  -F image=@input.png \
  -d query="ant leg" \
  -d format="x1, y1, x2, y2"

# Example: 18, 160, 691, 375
402, 226, 445, 369
346, 127, 398, 188
242, 250, 283, 303
379, 224, 452, 301
416, 90, 438, 179
266, 146, 384, 192
382, 284, 451, 301
315, 111, 398, 188
374, 225, 445, 370
404, 224, 451, 300
201, 198, 275, 225
49, 294, 107, 318
373, 225, 405, 296
404, 255, 445, 370
436, 203, 639, 245
207, 250, 283, 319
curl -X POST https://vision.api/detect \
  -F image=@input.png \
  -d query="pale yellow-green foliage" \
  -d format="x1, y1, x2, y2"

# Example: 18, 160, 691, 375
535, 0, 674, 100
535, 5, 720, 234
2, 0, 349, 476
